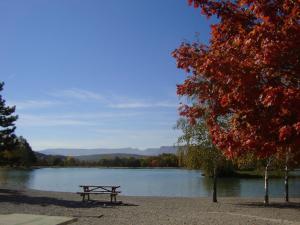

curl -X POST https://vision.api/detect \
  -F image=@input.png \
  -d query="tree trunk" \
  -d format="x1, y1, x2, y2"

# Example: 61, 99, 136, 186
284, 164, 289, 202
213, 165, 217, 203
264, 161, 270, 205
285, 151, 289, 202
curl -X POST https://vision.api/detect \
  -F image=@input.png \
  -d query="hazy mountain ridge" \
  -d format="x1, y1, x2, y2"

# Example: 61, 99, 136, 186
39, 146, 177, 157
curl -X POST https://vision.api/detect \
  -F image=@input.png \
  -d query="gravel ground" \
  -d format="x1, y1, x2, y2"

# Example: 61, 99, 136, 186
0, 187, 299, 225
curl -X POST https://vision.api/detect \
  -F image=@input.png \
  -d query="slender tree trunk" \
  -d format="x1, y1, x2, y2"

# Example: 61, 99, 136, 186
285, 151, 289, 202
284, 164, 289, 202
264, 160, 270, 205
213, 165, 217, 203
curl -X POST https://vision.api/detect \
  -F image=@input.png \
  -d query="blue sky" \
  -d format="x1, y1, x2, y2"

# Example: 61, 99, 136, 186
0, 0, 212, 150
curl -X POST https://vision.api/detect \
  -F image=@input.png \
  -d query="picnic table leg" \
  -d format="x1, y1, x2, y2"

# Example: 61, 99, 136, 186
112, 187, 116, 202
88, 193, 90, 201
82, 194, 85, 202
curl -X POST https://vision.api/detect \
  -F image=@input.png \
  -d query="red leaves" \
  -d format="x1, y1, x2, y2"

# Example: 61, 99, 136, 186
187, 0, 193, 6
293, 122, 300, 136
194, 1, 199, 8
279, 125, 293, 142
261, 87, 282, 107
279, 123, 300, 143
220, 95, 229, 107
178, 104, 205, 125
174, 0, 300, 160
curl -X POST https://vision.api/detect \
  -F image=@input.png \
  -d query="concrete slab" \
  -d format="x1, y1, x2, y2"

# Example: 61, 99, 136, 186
0, 214, 77, 225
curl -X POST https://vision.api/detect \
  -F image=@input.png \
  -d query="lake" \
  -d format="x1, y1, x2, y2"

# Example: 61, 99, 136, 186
0, 168, 299, 197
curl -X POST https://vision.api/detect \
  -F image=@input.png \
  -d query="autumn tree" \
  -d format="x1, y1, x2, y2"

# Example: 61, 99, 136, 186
173, 0, 300, 205
0, 82, 18, 159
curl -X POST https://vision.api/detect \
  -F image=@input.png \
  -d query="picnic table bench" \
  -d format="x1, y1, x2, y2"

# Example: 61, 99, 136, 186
77, 185, 121, 202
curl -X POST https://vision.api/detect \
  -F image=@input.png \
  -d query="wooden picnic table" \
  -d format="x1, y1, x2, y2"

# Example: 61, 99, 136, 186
77, 185, 121, 202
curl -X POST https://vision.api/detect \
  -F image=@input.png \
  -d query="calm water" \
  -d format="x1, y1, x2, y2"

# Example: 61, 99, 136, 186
0, 168, 299, 197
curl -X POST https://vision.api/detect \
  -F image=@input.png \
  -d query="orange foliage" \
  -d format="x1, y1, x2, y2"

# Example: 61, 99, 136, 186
173, 0, 300, 159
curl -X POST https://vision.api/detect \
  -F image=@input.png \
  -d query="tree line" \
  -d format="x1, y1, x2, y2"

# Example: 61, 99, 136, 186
35, 153, 178, 168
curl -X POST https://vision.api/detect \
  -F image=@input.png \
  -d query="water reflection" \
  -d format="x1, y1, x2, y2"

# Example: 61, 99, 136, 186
0, 168, 32, 189
202, 176, 242, 197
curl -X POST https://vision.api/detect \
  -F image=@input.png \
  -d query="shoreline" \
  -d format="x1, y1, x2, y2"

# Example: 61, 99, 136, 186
0, 186, 300, 225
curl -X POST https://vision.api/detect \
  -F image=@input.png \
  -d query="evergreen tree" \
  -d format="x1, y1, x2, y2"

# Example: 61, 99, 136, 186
0, 82, 18, 154
14, 136, 37, 167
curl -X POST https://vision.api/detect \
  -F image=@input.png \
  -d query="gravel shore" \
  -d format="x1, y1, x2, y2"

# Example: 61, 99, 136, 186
0, 187, 299, 225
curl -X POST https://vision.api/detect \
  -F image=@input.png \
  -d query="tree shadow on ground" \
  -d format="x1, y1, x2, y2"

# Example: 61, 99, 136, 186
0, 188, 20, 195
0, 189, 138, 209
236, 201, 300, 210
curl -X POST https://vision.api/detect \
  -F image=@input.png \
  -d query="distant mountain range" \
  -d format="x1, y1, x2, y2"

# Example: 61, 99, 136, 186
38, 146, 177, 157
